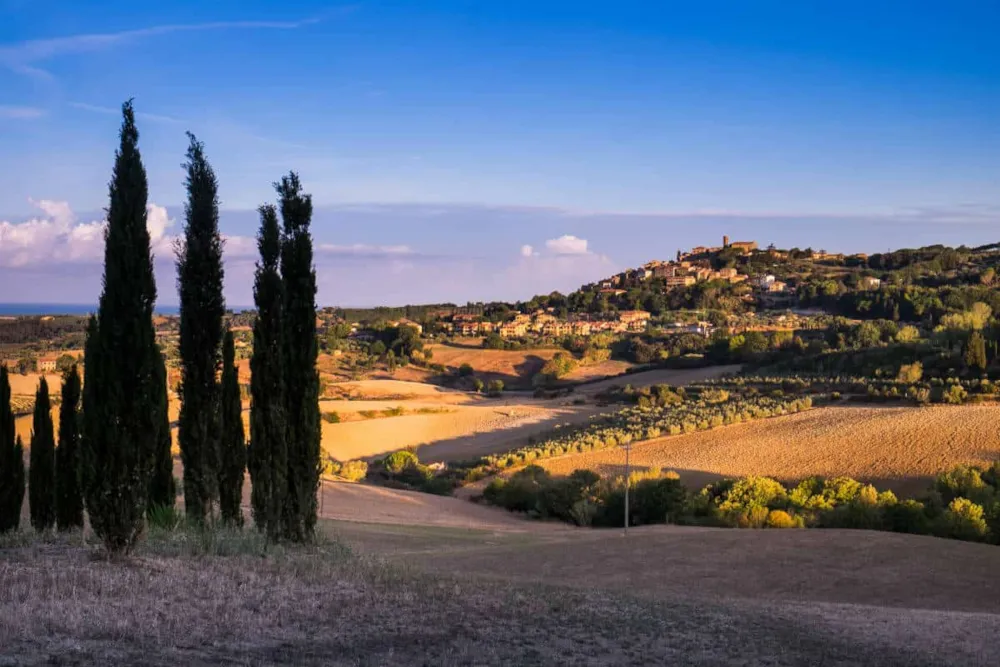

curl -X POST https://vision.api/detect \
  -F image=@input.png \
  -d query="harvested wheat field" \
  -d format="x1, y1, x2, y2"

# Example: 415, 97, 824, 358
540, 404, 1000, 496
317, 479, 561, 532
425, 342, 562, 384
322, 401, 573, 461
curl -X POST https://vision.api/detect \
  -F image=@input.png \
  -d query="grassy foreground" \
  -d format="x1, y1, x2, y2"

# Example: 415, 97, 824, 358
2, 522, 1000, 666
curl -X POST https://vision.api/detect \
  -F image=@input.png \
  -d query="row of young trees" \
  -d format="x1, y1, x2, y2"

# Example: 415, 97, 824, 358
0, 365, 84, 533
0, 101, 320, 555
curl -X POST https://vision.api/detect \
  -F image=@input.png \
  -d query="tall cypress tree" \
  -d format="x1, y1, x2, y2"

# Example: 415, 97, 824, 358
0, 365, 25, 533
148, 351, 175, 511
249, 204, 286, 540
219, 328, 247, 526
176, 133, 225, 524
55, 364, 84, 531
81, 100, 159, 555
29, 377, 56, 532
277, 173, 320, 542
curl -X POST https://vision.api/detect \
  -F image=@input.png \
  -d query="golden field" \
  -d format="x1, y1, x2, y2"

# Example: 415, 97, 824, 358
539, 404, 1000, 496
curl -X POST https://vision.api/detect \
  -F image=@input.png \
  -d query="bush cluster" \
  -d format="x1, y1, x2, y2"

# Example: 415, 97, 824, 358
481, 461, 1000, 546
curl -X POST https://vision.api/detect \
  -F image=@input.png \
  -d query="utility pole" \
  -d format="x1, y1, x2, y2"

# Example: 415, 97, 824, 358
623, 440, 631, 537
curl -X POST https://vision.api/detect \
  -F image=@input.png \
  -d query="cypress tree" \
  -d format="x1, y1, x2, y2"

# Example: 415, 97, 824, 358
148, 351, 176, 511
55, 364, 84, 530
81, 100, 160, 555
0, 365, 25, 533
248, 204, 287, 540
29, 377, 56, 532
176, 133, 225, 524
219, 328, 247, 526
277, 173, 320, 542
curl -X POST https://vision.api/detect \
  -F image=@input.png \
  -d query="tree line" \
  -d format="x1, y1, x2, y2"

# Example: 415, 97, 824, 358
0, 101, 320, 555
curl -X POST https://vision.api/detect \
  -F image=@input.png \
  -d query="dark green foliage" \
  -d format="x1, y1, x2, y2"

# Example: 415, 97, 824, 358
965, 331, 987, 372
55, 364, 84, 530
631, 476, 688, 525
176, 133, 225, 524
29, 378, 56, 531
0, 366, 25, 532
483, 465, 551, 513
148, 352, 175, 512
248, 204, 286, 540
219, 329, 247, 527
383, 450, 419, 475
277, 173, 320, 542
81, 101, 160, 555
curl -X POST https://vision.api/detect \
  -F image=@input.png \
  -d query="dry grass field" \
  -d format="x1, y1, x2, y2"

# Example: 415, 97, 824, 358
3, 516, 1000, 666
540, 404, 1000, 496
424, 341, 562, 385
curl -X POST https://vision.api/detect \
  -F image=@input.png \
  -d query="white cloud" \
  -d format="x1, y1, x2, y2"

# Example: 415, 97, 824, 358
545, 234, 589, 255
0, 105, 46, 119
317, 243, 414, 257
520, 244, 536, 258
0, 199, 175, 268
0, 19, 325, 80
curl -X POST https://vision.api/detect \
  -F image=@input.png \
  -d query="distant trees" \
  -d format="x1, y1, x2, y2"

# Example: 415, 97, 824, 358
55, 365, 84, 530
0, 366, 25, 533
218, 329, 246, 527
81, 101, 160, 555
248, 205, 287, 541
28, 377, 56, 532
965, 331, 987, 373
176, 132, 226, 524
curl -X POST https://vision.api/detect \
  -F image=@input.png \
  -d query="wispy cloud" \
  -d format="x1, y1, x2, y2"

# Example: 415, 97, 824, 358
0, 105, 46, 119
69, 102, 182, 125
0, 17, 324, 80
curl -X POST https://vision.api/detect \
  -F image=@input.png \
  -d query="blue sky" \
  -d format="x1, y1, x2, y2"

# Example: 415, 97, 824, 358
1, 0, 998, 306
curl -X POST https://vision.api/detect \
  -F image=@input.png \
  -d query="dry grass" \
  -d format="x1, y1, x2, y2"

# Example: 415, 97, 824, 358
539, 404, 1000, 496
3, 524, 1000, 666
316, 479, 567, 532
424, 342, 562, 383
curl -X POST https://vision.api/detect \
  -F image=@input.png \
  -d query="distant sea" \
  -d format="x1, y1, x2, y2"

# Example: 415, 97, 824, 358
0, 303, 181, 316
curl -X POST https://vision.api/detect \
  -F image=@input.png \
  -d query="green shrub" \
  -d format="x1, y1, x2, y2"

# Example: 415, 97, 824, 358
338, 460, 368, 482
765, 509, 802, 529
147, 504, 184, 531
943, 384, 968, 405
940, 498, 989, 542
883, 499, 930, 535
935, 465, 995, 506
322, 411, 341, 424
631, 476, 687, 525
486, 379, 505, 397
485, 465, 551, 514
458, 363, 474, 377
717, 476, 787, 514
383, 450, 419, 475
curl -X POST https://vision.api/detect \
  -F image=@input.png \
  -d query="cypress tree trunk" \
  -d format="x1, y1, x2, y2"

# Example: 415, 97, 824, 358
0, 366, 25, 533
249, 204, 287, 541
55, 364, 84, 531
219, 329, 247, 526
148, 351, 176, 511
81, 100, 159, 555
277, 173, 320, 542
176, 133, 226, 524
29, 377, 56, 532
